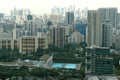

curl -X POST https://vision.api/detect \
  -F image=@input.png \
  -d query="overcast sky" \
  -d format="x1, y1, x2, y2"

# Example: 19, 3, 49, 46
0, 0, 120, 15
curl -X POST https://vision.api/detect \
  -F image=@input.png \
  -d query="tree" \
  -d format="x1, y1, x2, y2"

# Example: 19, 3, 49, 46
0, 66, 12, 80
19, 65, 29, 71
37, 48, 44, 53
17, 66, 29, 80
48, 45, 58, 52
48, 69, 59, 77
64, 43, 78, 49
79, 42, 87, 49
110, 43, 116, 49
0, 48, 21, 62
30, 67, 47, 79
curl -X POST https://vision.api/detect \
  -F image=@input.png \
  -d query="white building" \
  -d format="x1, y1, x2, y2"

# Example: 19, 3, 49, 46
68, 30, 84, 44
0, 32, 12, 38
50, 25, 71, 48
13, 28, 20, 39
102, 21, 113, 47
116, 30, 120, 49
86, 10, 102, 46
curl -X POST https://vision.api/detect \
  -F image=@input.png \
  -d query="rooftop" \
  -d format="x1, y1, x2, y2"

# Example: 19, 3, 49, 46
40, 54, 50, 62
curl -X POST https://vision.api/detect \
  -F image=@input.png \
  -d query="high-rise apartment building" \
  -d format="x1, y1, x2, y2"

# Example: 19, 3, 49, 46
117, 13, 120, 27
13, 29, 20, 39
10, 8, 31, 22
87, 8, 117, 47
24, 20, 37, 36
65, 12, 74, 24
50, 25, 68, 48
98, 8, 117, 28
102, 21, 112, 47
86, 10, 102, 46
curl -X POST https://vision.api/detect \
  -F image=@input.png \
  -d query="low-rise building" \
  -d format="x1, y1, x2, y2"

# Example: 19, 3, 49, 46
85, 46, 113, 75
19, 36, 48, 53
0, 38, 19, 49
86, 75, 118, 80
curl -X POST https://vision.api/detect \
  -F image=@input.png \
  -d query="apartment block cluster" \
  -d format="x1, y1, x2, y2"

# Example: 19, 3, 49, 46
87, 8, 118, 47
85, 8, 120, 79
0, 7, 87, 53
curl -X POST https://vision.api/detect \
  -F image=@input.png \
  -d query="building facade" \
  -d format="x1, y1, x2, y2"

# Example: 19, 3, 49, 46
50, 25, 68, 48
86, 10, 102, 46
102, 21, 112, 47
85, 46, 113, 74
0, 32, 12, 38
65, 12, 74, 24
98, 8, 117, 28
0, 39, 19, 49
116, 29, 120, 49
19, 36, 48, 53
24, 20, 37, 36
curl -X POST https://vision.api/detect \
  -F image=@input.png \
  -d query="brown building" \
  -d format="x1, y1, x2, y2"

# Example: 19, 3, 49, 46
19, 36, 48, 54
50, 26, 68, 48
0, 38, 19, 49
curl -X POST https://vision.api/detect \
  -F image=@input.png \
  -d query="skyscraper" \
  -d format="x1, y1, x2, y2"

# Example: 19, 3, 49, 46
117, 13, 120, 27
102, 21, 112, 47
50, 26, 67, 48
86, 10, 102, 46
98, 8, 117, 28
98, 8, 117, 45
10, 8, 31, 21
24, 21, 37, 36
65, 12, 74, 24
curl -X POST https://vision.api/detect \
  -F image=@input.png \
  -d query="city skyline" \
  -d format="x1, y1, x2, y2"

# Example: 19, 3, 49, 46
0, 0, 120, 15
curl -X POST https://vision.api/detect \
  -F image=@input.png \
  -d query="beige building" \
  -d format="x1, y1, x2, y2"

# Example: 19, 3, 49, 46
0, 35, 48, 54
68, 30, 84, 44
86, 10, 102, 47
50, 14, 64, 23
19, 36, 48, 54
0, 38, 19, 49
50, 25, 67, 48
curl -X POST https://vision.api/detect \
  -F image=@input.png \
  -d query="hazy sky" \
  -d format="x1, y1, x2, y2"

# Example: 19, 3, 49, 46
0, 0, 120, 15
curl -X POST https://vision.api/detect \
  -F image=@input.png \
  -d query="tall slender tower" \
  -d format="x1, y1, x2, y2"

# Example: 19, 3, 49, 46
50, 26, 67, 48
65, 12, 74, 24
102, 21, 112, 47
86, 10, 102, 46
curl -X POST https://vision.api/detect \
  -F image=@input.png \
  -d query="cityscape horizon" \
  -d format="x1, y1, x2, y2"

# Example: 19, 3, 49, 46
0, 0, 120, 80
0, 0, 120, 15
